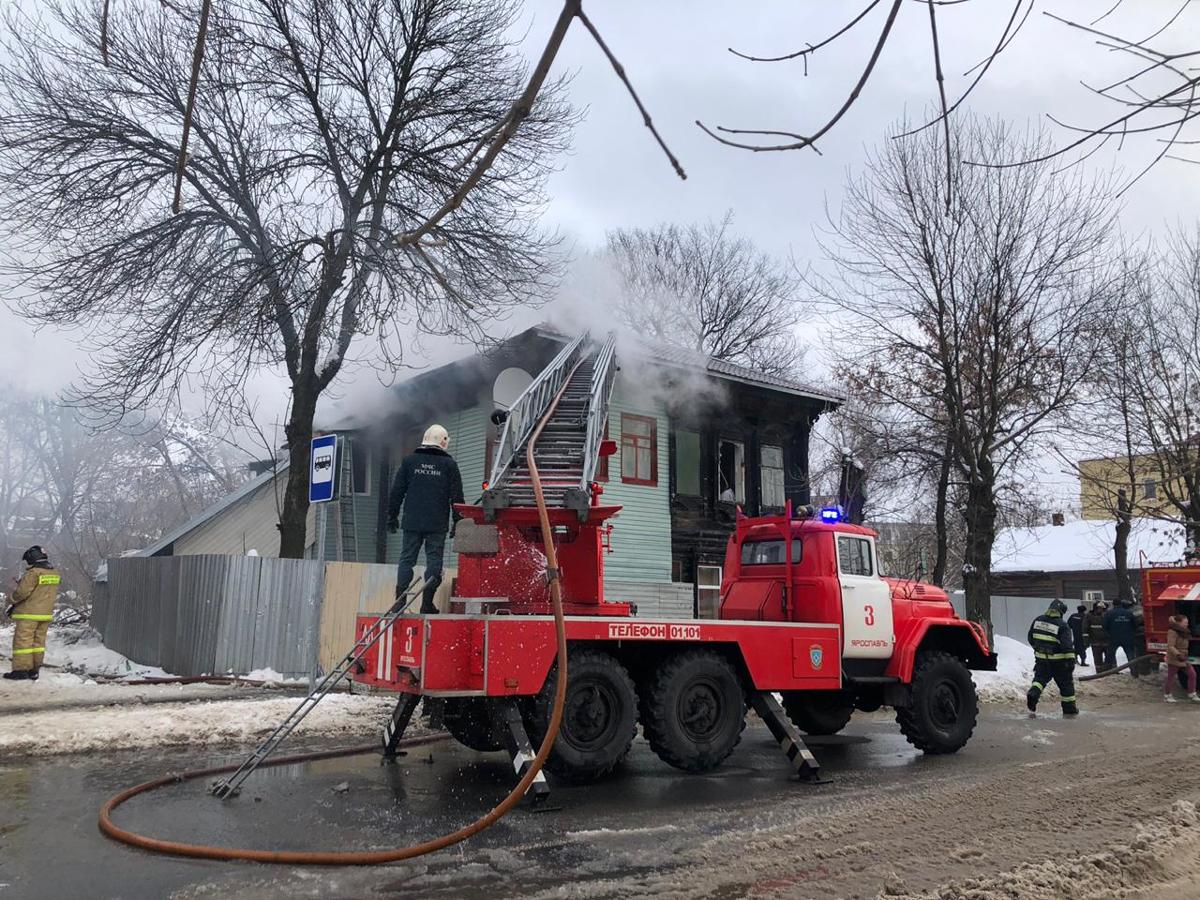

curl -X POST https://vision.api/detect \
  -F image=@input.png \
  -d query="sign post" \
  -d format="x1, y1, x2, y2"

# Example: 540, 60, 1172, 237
308, 434, 339, 688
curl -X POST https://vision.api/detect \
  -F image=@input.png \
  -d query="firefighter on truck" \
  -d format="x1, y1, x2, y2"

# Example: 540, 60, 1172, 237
1026, 599, 1079, 717
4, 546, 60, 682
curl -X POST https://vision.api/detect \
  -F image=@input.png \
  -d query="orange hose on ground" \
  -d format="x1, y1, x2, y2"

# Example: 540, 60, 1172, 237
98, 363, 582, 865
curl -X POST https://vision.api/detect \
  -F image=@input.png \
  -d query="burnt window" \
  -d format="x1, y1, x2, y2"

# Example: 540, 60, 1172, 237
674, 429, 701, 496
761, 445, 785, 508
351, 440, 371, 495
718, 440, 745, 502
621, 414, 658, 486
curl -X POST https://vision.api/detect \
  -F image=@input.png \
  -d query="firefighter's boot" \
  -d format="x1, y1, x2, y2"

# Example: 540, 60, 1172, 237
1026, 685, 1040, 716
1061, 700, 1078, 717
3, 670, 33, 681
419, 582, 438, 615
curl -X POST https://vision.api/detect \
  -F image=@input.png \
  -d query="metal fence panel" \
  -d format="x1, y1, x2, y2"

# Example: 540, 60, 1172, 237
213, 556, 263, 675
254, 558, 324, 677
104, 557, 169, 668
175, 556, 228, 674
154, 556, 182, 672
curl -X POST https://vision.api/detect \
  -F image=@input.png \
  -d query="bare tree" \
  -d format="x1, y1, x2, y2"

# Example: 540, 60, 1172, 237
606, 213, 804, 376
0, 0, 583, 557
1115, 227, 1200, 550
703, 2, 1200, 194
0, 391, 246, 594
817, 115, 1118, 627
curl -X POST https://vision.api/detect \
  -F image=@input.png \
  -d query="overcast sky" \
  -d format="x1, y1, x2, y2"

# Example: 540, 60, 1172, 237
3, 1, 1197, 505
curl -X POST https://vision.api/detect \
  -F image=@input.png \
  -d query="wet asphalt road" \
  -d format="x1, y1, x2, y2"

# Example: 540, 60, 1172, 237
0, 698, 1174, 900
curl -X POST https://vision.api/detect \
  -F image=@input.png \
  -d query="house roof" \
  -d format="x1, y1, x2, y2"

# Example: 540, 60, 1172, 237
992, 518, 1187, 574
134, 460, 287, 557
324, 324, 843, 433
629, 338, 844, 405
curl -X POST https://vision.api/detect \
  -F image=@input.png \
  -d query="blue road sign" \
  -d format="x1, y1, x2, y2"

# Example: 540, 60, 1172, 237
310, 434, 338, 503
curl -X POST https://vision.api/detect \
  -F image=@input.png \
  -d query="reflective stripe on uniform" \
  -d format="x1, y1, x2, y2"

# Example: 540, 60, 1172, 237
1034, 652, 1076, 660
1031, 682, 1044, 691
1061, 695, 1076, 702
1032, 621, 1060, 635
11, 613, 53, 621
37, 574, 60, 586
12, 647, 45, 655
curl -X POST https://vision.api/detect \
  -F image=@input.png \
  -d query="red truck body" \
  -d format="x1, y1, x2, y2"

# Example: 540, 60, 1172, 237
353, 500, 994, 783
1142, 565, 1200, 663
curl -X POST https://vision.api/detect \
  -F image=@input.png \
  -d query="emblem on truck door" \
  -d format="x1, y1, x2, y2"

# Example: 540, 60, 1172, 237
810, 644, 823, 670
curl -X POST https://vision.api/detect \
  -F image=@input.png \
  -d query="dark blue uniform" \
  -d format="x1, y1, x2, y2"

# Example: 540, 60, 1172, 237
387, 445, 464, 613
1027, 605, 1078, 716
1103, 603, 1139, 676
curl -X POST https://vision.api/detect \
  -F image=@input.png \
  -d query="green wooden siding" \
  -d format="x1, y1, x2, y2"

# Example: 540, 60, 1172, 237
601, 375, 673, 586
335, 372, 673, 587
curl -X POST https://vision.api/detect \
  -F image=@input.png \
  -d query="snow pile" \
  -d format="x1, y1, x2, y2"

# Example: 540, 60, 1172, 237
972, 636, 1034, 703
0, 624, 171, 679
0, 691, 411, 756
244, 667, 306, 685
885, 800, 1200, 899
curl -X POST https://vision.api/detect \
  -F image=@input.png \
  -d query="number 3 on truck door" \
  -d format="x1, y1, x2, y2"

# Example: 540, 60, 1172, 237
864, 605, 875, 626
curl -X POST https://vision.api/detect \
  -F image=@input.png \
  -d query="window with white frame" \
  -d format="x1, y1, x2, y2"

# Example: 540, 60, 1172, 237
761, 445, 785, 508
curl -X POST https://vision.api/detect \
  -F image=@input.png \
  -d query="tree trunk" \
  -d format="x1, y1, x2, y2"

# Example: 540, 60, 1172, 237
278, 393, 317, 559
962, 470, 997, 629
1114, 488, 1133, 603
931, 434, 952, 587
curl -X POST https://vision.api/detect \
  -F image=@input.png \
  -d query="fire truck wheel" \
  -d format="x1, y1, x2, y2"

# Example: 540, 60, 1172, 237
896, 651, 978, 754
443, 698, 506, 753
640, 650, 746, 773
525, 649, 638, 783
781, 691, 855, 735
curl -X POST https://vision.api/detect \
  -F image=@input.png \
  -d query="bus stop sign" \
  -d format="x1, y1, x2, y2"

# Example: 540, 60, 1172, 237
310, 434, 338, 503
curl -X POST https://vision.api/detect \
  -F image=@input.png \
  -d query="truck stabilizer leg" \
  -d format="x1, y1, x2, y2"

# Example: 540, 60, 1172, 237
382, 693, 422, 761
750, 692, 830, 784
499, 699, 551, 806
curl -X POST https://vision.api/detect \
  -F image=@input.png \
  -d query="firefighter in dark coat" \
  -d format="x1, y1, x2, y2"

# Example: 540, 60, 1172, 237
1085, 601, 1110, 672
387, 425, 464, 614
1103, 599, 1139, 676
1027, 599, 1079, 717
1067, 603, 1088, 666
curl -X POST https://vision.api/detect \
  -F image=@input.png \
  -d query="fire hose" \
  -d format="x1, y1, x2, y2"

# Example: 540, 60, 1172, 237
98, 366, 582, 864
1079, 654, 1156, 681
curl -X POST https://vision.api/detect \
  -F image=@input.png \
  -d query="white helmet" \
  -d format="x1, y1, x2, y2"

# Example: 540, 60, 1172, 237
422, 424, 449, 448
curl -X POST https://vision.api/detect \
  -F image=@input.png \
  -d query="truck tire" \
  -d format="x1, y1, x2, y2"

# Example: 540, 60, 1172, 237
782, 691, 855, 735
896, 651, 977, 754
640, 650, 746, 773
443, 697, 506, 752
524, 648, 638, 783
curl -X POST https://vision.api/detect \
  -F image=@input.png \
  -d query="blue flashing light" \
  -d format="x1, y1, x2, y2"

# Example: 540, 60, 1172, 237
819, 506, 841, 523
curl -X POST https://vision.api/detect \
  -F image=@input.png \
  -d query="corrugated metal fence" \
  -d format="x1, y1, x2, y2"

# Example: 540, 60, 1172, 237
95, 556, 705, 678
96, 556, 324, 678
949, 592, 1054, 645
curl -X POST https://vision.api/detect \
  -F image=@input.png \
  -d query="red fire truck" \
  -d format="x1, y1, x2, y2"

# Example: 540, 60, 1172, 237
350, 334, 995, 794
1141, 563, 1200, 667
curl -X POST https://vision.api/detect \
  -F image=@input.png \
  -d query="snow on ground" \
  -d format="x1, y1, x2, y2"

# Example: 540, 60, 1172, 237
1, 624, 422, 757
893, 800, 1200, 899
1, 623, 170, 679
974, 634, 1159, 708
0, 690, 408, 756
972, 635, 1035, 703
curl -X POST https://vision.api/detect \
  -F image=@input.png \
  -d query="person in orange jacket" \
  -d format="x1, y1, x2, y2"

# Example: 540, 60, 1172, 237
4, 546, 60, 681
